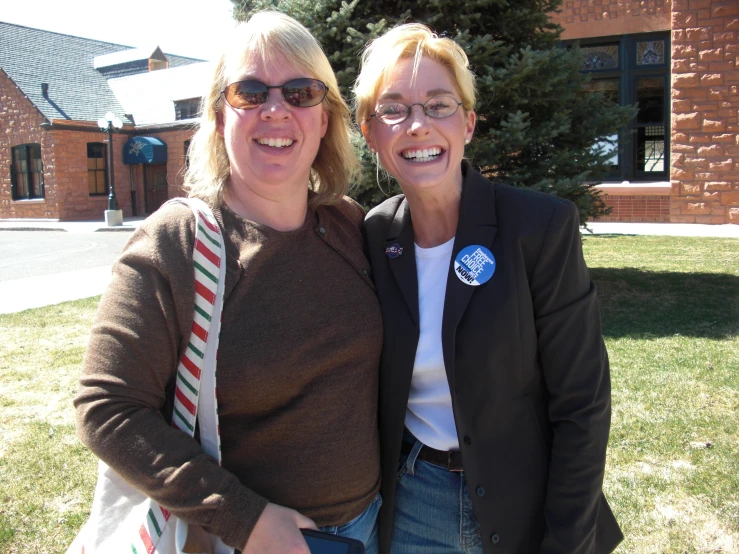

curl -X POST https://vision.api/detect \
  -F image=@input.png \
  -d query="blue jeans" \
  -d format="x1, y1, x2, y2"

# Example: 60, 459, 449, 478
390, 438, 482, 554
320, 491, 382, 554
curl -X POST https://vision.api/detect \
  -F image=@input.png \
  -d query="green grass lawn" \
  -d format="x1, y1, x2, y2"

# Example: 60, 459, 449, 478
0, 236, 737, 553
583, 236, 739, 553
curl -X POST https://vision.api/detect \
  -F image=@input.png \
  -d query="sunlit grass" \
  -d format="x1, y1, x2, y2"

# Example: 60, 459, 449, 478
0, 298, 99, 552
585, 236, 739, 552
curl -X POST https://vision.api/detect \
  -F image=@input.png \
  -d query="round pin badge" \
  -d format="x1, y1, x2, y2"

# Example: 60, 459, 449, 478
385, 243, 404, 259
453, 245, 495, 286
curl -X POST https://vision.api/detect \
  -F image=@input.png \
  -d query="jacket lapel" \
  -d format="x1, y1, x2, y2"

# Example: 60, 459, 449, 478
385, 198, 420, 327
442, 164, 498, 389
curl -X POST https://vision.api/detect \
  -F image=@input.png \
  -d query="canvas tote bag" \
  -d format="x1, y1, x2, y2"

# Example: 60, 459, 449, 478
68, 198, 234, 554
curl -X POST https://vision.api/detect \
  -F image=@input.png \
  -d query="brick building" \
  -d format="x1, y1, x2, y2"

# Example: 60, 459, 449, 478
2, 10, 737, 223
550, 0, 738, 223
0, 22, 207, 221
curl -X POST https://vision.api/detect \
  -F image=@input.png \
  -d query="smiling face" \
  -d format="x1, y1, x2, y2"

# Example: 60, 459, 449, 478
362, 56, 475, 197
217, 52, 329, 203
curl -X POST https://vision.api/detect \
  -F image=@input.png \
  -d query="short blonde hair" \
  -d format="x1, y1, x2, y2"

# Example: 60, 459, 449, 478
354, 23, 476, 125
184, 11, 359, 206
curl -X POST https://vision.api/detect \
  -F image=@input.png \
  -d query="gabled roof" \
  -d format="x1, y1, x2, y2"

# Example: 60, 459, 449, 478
93, 46, 166, 69
107, 62, 213, 125
0, 21, 204, 124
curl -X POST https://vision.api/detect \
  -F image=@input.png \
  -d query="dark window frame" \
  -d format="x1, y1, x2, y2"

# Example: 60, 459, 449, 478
87, 142, 109, 196
10, 143, 44, 200
573, 32, 671, 182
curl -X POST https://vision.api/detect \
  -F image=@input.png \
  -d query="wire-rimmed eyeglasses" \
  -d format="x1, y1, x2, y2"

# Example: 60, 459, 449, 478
369, 96, 463, 125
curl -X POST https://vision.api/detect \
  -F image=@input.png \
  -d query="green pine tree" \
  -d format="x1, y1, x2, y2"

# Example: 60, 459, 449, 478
231, 0, 636, 223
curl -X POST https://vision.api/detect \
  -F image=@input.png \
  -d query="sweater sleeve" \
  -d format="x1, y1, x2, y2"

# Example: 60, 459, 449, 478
74, 209, 268, 550
529, 200, 612, 553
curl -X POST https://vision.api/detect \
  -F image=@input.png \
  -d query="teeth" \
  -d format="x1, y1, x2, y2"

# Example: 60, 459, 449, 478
402, 147, 442, 162
257, 138, 294, 148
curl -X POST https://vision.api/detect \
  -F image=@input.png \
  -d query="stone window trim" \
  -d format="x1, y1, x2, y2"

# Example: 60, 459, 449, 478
10, 143, 45, 200
10, 198, 46, 204
595, 181, 671, 196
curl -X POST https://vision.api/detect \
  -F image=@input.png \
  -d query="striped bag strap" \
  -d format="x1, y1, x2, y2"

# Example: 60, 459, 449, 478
166, 197, 227, 465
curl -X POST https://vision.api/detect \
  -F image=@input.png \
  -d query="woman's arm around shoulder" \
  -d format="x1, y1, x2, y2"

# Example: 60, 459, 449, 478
75, 202, 268, 550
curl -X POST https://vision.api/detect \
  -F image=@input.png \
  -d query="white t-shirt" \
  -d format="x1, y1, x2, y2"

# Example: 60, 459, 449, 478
405, 237, 459, 451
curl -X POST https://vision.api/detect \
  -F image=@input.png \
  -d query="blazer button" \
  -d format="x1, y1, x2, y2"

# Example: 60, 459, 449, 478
464, 436, 472, 445
476, 486, 485, 497
490, 533, 500, 544
318, 227, 326, 235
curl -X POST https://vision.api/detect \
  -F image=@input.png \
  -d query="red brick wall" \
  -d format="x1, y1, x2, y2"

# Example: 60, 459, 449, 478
598, 194, 672, 221
671, 0, 739, 223
54, 128, 194, 219
0, 70, 59, 219
52, 127, 133, 221
153, 128, 195, 199
553, 0, 739, 224
551, 0, 672, 39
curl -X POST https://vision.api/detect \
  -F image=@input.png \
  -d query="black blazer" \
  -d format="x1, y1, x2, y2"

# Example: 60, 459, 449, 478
364, 162, 623, 554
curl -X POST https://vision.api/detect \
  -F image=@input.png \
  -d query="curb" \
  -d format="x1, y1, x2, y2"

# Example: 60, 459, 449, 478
94, 227, 138, 232
0, 225, 140, 233
0, 227, 68, 232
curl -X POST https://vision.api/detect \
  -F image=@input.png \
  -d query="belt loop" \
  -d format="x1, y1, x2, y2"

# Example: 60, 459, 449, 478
405, 439, 423, 477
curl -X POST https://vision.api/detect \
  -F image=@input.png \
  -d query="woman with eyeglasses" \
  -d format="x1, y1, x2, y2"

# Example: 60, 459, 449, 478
355, 24, 623, 554
75, 12, 382, 554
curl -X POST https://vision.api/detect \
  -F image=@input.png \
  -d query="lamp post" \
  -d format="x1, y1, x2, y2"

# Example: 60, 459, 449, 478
97, 112, 123, 220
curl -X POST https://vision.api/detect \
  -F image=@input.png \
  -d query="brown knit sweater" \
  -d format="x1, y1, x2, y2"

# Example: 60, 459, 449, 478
75, 197, 382, 550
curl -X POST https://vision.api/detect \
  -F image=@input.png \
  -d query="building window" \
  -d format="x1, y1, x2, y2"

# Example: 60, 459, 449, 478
636, 40, 665, 66
575, 32, 670, 182
87, 142, 108, 195
10, 144, 44, 200
175, 98, 201, 120
581, 45, 619, 70
184, 140, 191, 169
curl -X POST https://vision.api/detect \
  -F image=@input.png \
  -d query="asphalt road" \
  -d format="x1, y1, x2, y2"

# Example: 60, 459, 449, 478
0, 231, 135, 313
0, 231, 131, 281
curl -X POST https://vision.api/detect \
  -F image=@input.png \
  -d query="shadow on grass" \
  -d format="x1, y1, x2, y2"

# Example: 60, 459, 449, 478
591, 267, 739, 339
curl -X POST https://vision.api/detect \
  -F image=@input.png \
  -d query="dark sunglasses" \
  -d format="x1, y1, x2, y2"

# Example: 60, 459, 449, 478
221, 78, 328, 109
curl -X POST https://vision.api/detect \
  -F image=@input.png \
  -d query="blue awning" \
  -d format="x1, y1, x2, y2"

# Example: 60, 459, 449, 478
123, 137, 167, 165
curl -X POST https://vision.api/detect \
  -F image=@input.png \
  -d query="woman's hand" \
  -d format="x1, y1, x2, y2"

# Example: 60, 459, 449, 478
242, 502, 318, 554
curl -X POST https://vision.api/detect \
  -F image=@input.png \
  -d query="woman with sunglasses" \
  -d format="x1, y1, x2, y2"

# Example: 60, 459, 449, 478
75, 12, 382, 554
355, 24, 623, 553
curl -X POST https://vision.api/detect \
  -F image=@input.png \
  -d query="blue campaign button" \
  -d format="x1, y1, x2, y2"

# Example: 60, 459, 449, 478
453, 245, 495, 286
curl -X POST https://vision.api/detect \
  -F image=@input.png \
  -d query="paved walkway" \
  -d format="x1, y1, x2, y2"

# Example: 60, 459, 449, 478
0, 217, 737, 314
0, 216, 147, 234
0, 217, 147, 314
585, 221, 739, 238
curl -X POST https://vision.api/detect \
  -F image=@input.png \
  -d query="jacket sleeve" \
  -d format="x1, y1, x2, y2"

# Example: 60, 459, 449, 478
74, 214, 268, 550
528, 200, 611, 553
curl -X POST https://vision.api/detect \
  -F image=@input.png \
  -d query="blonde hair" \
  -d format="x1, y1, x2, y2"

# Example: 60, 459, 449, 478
354, 23, 476, 125
184, 11, 359, 206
